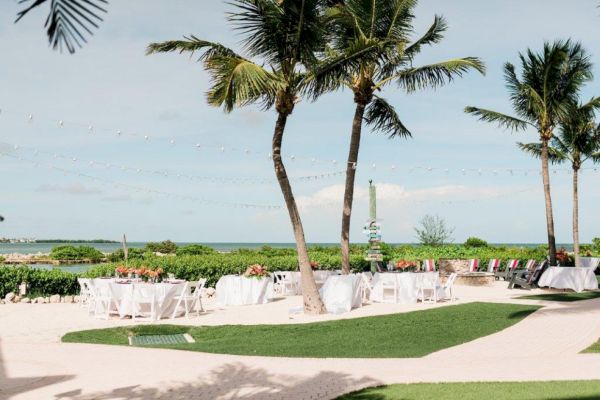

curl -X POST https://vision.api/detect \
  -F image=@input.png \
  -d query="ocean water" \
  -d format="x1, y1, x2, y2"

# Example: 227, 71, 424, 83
0, 241, 568, 255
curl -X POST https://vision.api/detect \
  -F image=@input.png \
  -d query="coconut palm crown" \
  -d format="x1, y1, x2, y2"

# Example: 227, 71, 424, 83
465, 40, 593, 265
310, 0, 486, 273
518, 100, 600, 266
146, 0, 380, 314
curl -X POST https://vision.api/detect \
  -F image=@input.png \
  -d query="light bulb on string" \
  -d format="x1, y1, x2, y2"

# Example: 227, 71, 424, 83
58, 120, 64, 128
116, 130, 121, 136
170, 139, 175, 145
88, 125, 93, 133
27, 114, 33, 122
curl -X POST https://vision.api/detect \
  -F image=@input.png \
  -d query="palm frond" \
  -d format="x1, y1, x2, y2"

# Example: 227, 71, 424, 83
16, 0, 108, 54
205, 54, 283, 112
146, 36, 238, 60
464, 107, 532, 132
380, 57, 486, 92
364, 95, 411, 139
517, 142, 566, 163
403, 15, 447, 59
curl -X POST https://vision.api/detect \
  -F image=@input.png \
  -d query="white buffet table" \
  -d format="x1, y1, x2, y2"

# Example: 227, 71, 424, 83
319, 274, 362, 314
215, 275, 274, 306
92, 279, 185, 319
538, 267, 599, 293
370, 272, 440, 304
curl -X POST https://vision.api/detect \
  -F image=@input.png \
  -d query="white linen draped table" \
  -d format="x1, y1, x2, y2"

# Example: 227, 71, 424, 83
318, 274, 362, 314
92, 279, 186, 318
538, 267, 599, 293
370, 272, 439, 304
288, 270, 337, 295
215, 275, 273, 306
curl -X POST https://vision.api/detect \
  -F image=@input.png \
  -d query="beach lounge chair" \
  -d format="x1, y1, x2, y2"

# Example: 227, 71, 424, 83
508, 260, 548, 290
423, 259, 436, 272
467, 259, 480, 272
487, 259, 501, 273
495, 259, 520, 281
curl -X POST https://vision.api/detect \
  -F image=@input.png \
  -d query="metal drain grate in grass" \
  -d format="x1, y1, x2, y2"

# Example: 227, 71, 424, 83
129, 334, 195, 346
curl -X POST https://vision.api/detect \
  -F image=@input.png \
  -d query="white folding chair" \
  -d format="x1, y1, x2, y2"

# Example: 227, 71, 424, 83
77, 278, 91, 307
93, 281, 122, 320
171, 279, 207, 318
360, 273, 373, 302
417, 273, 439, 303
274, 272, 297, 296
132, 284, 158, 322
381, 276, 398, 304
439, 273, 457, 302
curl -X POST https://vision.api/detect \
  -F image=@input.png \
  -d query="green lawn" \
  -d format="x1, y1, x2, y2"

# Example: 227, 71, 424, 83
62, 302, 539, 358
337, 381, 600, 400
517, 291, 600, 302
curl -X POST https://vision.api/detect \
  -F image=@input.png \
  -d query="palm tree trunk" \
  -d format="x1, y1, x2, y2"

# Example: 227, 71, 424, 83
572, 167, 580, 267
541, 140, 557, 265
272, 112, 327, 315
340, 103, 366, 274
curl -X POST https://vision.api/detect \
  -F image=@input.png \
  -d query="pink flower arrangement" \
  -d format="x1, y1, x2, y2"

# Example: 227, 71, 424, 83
395, 260, 418, 272
244, 264, 269, 279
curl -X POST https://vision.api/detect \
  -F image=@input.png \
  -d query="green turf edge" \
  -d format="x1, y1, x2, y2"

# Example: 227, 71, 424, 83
516, 291, 600, 302
336, 380, 600, 400
62, 302, 540, 359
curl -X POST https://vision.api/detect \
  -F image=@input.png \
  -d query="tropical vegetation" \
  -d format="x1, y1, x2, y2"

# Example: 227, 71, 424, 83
62, 303, 538, 358
414, 215, 455, 246
518, 101, 600, 266
465, 40, 594, 266
49, 245, 104, 262
315, 0, 485, 274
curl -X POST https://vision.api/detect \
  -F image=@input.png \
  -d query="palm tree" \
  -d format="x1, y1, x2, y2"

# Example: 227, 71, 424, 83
310, 0, 485, 273
518, 100, 600, 266
14, 0, 108, 53
465, 40, 593, 265
146, 0, 369, 314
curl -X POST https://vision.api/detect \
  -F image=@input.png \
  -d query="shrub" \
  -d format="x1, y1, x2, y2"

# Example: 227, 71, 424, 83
176, 244, 216, 256
464, 237, 488, 248
145, 240, 177, 254
49, 245, 104, 262
593, 238, 600, 252
107, 248, 146, 262
0, 266, 79, 298
414, 215, 454, 246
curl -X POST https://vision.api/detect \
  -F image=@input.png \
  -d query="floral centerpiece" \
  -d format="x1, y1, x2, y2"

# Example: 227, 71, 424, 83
114, 266, 164, 282
395, 260, 419, 273
310, 261, 320, 270
244, 264, 269, 279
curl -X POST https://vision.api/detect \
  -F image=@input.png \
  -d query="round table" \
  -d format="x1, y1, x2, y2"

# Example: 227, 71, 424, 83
370, 272, 439, 304
92, 279, 186, 319
538, 267, 599, 293
319, 274, 362, 314
215, 275, 273, 306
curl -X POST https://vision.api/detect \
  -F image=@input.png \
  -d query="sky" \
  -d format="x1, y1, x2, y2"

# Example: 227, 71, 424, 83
1, 0, 600, 244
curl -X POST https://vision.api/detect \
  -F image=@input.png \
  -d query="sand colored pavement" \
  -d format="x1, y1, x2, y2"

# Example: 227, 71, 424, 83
2, 282, 600, 399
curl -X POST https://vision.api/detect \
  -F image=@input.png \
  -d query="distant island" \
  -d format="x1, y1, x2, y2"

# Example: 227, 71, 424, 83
0, 238, 118, 244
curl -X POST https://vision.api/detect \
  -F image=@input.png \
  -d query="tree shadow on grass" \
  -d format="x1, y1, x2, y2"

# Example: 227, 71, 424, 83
53, 363, 380, 400
0, 338, 74, 400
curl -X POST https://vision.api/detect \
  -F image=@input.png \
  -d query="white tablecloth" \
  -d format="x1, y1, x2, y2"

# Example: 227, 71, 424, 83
319, 274, 362, 314
92, 279, 185, 319
538, 267, 598, 293
370, 272, 439, 304
286, 271, 337, 295
215, 275, 273, 306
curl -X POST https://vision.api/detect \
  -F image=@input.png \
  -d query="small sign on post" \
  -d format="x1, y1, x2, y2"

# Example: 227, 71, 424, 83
364, 180, 383, 272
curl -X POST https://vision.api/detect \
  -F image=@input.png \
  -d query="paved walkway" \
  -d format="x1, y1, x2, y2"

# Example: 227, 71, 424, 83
2, 283, 600, 400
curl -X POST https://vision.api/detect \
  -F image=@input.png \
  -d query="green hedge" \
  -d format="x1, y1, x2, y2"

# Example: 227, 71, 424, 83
0, 266, 79, 298
84, 253, 370, 287
50, 245, 104, 262
388, 245, 548, 262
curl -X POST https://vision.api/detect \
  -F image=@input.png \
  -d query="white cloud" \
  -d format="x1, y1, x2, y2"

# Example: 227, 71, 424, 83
36, 182, 102, 196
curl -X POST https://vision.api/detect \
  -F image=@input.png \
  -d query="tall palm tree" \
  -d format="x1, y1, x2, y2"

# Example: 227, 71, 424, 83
147, 0, 373, 314
310, 0, 485, 273
519, 100, 600, 266
465, 40, 593, 265
15, 0, 108, 53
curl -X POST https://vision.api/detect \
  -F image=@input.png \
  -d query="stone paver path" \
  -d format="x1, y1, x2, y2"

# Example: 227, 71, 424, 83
2, 283, 600, 400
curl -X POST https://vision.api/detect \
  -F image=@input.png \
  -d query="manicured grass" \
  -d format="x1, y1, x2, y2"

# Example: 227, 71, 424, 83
517, 291, 600, 302
62, 302, 539, 358
337, 381, 600, 400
